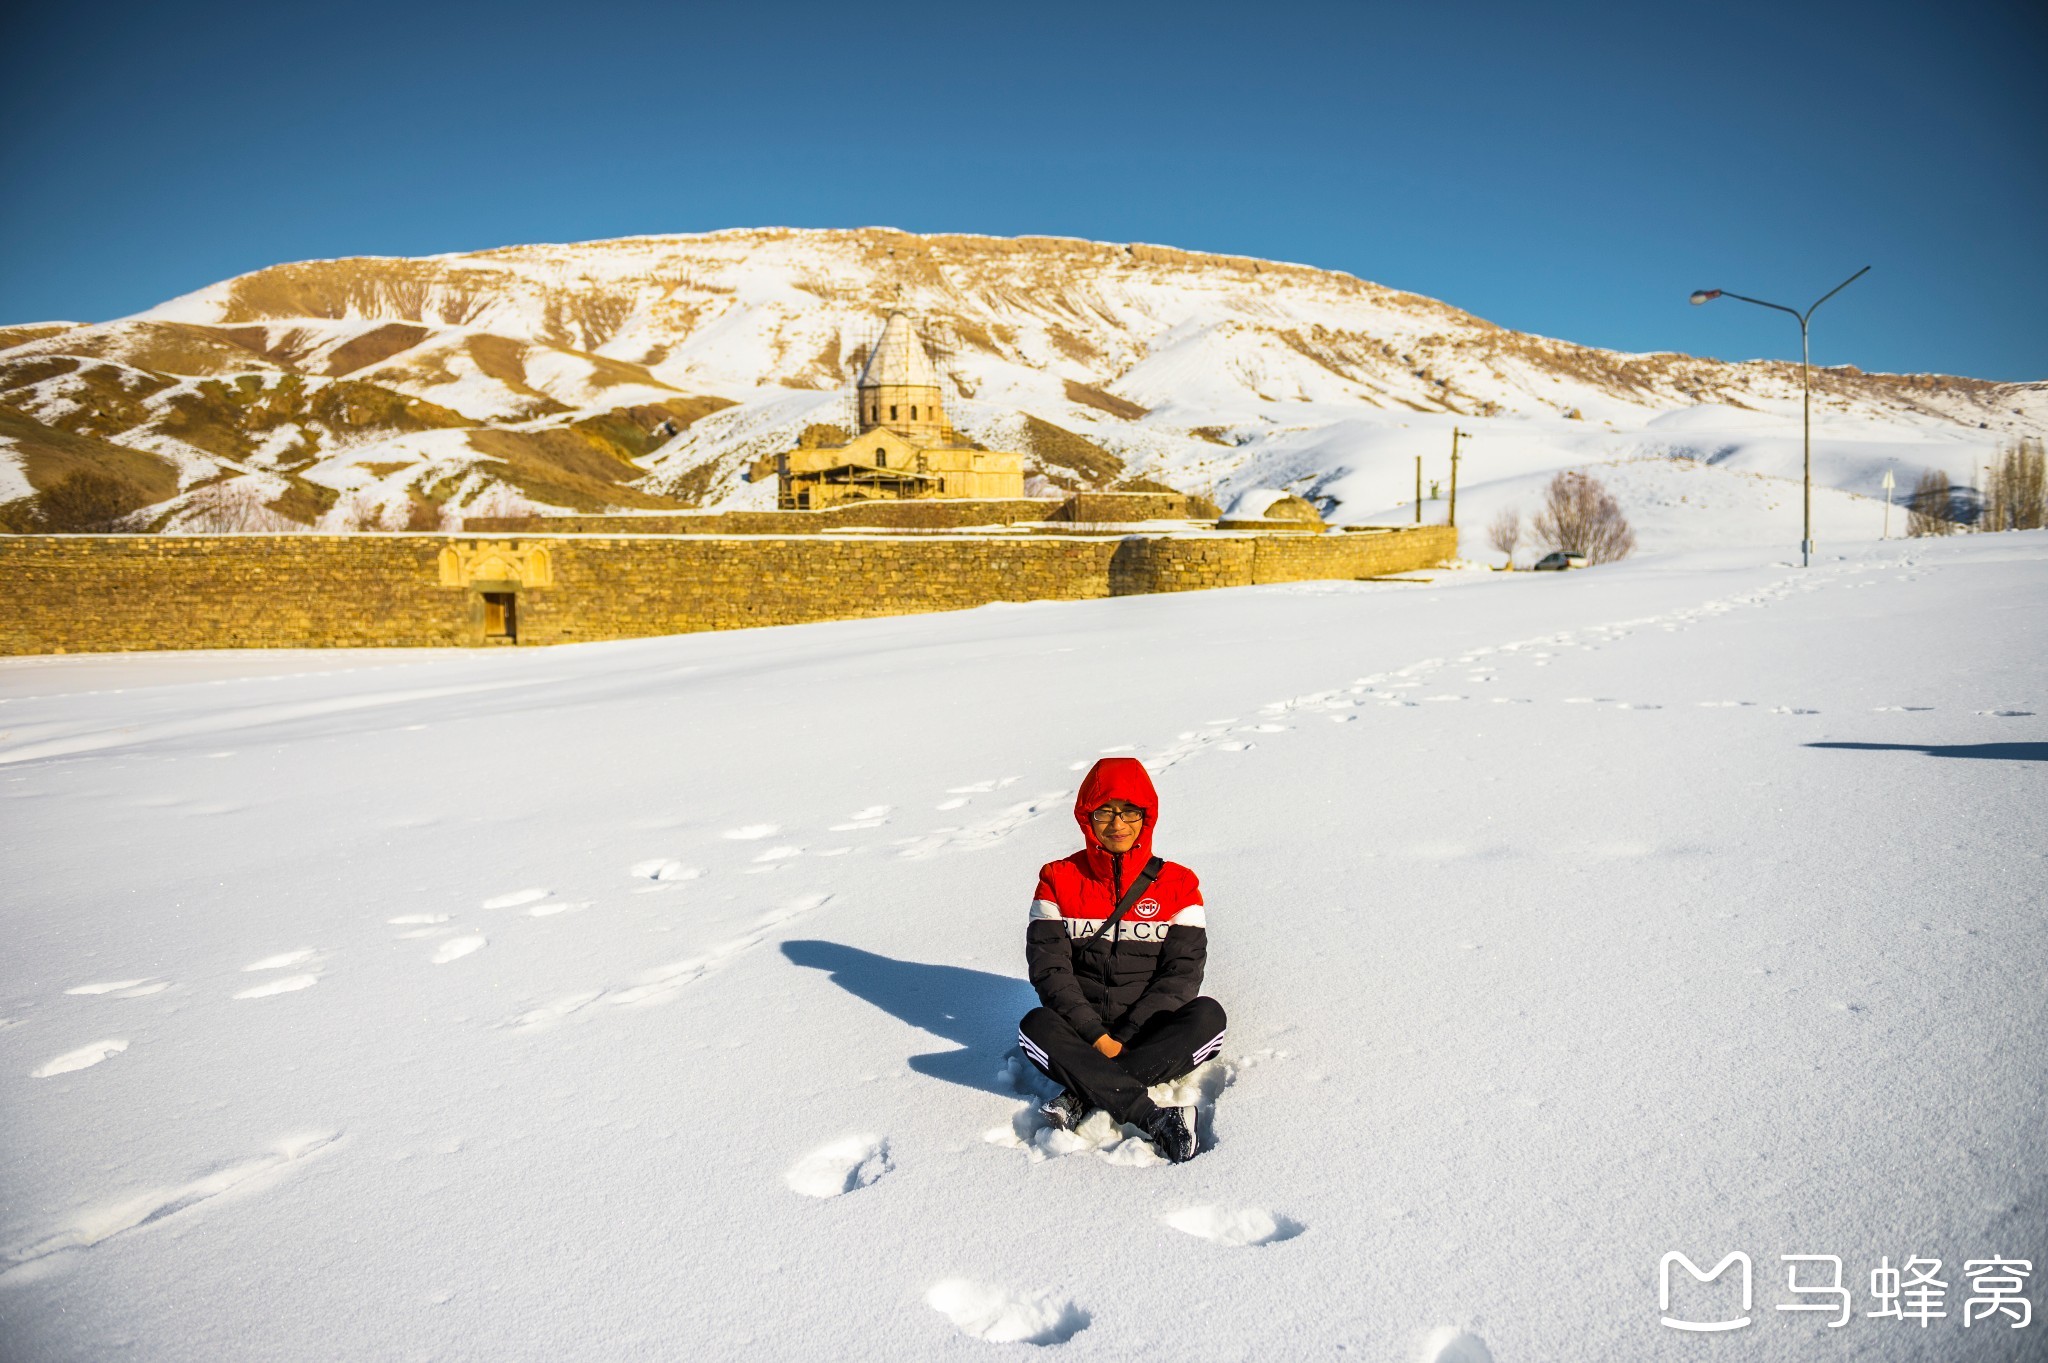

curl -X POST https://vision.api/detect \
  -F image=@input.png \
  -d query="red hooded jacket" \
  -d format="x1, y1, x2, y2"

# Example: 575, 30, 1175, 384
1025, 758, 1207, 1044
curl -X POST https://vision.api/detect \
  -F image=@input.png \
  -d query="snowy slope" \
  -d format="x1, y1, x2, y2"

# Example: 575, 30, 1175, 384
5, 228, 2035, 537
3, 533, 2042, 1361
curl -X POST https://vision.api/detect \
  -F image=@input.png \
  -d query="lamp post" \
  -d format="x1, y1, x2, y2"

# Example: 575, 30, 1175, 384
1690, 266, 1869, 566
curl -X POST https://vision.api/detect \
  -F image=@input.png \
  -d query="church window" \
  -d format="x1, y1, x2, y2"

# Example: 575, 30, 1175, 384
890, 405, 898, 420
911, 405, 918, 420
876, 450, 888, 467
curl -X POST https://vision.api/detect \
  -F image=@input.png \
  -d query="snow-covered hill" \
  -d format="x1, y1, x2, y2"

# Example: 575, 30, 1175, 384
2, 228, 2041, 548
3, 531, 2042, 1360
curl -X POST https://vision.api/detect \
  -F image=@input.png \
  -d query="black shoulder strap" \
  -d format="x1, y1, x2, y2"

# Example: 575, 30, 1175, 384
1088, 856, 1164, 942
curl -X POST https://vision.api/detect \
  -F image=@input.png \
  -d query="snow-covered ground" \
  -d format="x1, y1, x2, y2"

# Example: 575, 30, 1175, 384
2, 533, 2043, 1361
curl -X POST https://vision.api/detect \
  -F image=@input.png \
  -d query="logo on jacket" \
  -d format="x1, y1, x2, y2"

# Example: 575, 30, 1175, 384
1132, 897, 1163, 919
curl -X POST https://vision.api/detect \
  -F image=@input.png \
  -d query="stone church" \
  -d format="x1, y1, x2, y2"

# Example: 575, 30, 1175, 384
766, 311, 1024, 509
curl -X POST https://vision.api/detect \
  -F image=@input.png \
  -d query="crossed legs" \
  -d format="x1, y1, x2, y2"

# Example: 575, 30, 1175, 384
1017, 996, 1227, 1126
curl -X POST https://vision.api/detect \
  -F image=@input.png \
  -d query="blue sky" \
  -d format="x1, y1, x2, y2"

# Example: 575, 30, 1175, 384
3, 0, 2042, 380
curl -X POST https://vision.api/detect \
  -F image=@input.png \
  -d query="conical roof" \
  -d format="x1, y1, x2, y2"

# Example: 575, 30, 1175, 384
857, 311, 942, 390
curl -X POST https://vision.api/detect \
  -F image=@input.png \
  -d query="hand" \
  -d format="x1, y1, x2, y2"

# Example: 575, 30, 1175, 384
1093, 1034, 1123, 1059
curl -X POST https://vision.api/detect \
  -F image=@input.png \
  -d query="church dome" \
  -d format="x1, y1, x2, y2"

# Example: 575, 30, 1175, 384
857, 311, 943, 391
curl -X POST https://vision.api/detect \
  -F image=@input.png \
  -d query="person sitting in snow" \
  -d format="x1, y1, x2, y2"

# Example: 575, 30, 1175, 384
1017, 757, 1226, 1163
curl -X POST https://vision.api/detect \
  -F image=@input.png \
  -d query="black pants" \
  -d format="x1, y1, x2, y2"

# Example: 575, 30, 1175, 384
1017, 996, 1227, 1126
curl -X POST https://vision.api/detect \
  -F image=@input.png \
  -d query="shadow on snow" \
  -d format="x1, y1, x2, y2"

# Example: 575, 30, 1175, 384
1807, 740, 2048, 763
781, 940, 1037, 1095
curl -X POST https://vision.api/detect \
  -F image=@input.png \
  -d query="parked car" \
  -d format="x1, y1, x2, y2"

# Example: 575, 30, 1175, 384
1533, 550, 1588, 571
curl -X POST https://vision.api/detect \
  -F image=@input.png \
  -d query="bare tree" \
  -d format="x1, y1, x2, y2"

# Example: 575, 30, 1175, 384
172, 479, 303, 533
1982, 438, 2046, 533
1488, 506, 1523, 567
34, 470, 150, 532
1908, 468, 1957, 536
1531, 471, 1635, 564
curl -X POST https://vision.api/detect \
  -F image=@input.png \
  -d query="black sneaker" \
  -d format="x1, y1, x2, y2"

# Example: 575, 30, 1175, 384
1038, 1090, 1087, 1132
1143, 1105, 1199, 1163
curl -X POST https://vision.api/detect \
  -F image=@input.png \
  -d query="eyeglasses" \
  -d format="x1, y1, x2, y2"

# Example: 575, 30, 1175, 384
1089, 805, 1146, 828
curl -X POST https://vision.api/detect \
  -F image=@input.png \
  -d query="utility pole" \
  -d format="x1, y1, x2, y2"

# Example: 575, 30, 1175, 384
1414, 455, 1423, 525
1448, 428, 1464, 529
1881, 465, 1895, 539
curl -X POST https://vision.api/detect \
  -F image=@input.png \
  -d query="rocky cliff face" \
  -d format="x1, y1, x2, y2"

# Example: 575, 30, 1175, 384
2, 228, 2039, 532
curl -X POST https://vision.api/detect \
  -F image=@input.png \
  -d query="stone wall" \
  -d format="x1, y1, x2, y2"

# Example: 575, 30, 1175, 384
0, 526, 1456, 655
1047, 492, 1190, 522
463, 499, 1062, 536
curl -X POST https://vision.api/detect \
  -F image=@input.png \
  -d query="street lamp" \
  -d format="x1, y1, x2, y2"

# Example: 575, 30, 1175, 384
1690, 266, 1870, 566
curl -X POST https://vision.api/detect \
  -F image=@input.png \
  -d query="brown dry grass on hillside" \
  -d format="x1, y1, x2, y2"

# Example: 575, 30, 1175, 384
222, 260, 498, 325
654, 460, 721, 508
463, 428, 695, 512
140, 375, 471, 463
0, 410, 181, 531
1017, 416, 1123, 490
0, 355, 178, 439
465, 336, 570, 414
804, 335, 844, 386
576, 349, 686, 394
0, 324, 80, 351
542, 293, 637, 353
322, 323, 431, 376
265, 477, 340, 527
570, 397, 732, 462
1063, 380, 1148, 420
8, 321, 291, 380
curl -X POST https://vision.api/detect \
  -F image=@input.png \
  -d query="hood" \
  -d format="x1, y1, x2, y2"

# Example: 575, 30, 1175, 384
1072, 757, 1159, 870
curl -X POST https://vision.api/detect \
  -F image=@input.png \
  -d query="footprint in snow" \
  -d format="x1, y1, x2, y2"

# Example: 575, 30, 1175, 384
723, 824, 780, 840
431, 937, 486, 965
234, 975, 318, 999
1423, 1328, 1496, 1363
925, 1280, 1089, 1346
31, 1040, 128, 1078
936, 798, 969, 810
242, 950, 316, 972
830, 805, 891, 831
751, 846, 803, 864
630, 859, 702, 882
481, 888, 549, 910
784, 1134, 891, 1198
1162, 1205, 1304, 1247
64, 979, 166, 998
0, 1131, 341, 1283
758, 892, 832, 927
